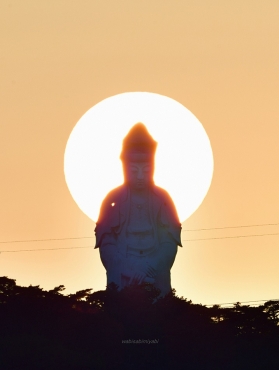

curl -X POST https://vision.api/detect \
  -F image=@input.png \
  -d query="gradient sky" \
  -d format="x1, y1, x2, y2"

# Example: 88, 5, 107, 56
1, 0, 278, 305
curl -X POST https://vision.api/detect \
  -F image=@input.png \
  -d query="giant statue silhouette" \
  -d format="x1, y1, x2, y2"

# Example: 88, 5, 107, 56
95, 123, 182, 296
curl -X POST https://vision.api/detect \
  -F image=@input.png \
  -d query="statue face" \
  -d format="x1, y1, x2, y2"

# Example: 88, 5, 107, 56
125, 161, 153, 190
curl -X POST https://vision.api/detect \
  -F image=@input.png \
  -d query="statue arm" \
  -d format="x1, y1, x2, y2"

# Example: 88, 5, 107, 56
154, 187, 182, 247
94, 187, 122, 249
147, 241, 178, 273
99, 243, 123, 276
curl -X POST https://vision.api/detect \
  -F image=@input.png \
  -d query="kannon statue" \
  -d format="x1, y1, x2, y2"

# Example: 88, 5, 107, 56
95, 123, 182, 296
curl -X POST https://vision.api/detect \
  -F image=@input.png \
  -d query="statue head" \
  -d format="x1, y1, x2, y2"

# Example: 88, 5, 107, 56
120, 123, 157, 191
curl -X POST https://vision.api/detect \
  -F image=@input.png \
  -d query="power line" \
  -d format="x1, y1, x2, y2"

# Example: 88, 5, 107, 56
182, 232, 279, 242
183, 222, 279, 232
0, 222, 278, 246
0, 246, 94, 253
0, 236, 94, 244
1, 232, 279, 253
0, 222, 278, 245
206, 299, 279, 307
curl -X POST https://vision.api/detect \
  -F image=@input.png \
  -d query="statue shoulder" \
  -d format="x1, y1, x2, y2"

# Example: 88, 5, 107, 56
152, 185, 180, 223
102, 185, 127, 203
97, 185, 127, 223
152, 185, 173, 204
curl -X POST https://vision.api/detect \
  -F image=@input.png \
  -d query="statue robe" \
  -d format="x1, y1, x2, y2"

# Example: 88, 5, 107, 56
95, 184, 182, 294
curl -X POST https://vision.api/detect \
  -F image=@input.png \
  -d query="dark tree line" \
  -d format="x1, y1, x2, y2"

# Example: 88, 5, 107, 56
0, 276, 279, 370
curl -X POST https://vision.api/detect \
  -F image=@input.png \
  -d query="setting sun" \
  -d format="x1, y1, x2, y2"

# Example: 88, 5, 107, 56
64, 92, 214, 222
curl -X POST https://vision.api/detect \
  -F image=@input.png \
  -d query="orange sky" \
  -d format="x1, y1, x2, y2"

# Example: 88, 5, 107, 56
1, 0, 278, 305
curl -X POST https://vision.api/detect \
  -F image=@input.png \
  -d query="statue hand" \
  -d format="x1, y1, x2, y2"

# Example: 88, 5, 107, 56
144, 260, 157, 278
145, 262, 157, 278
132, 261, 156, 278
129, 270, 146, 285
121, 259, 157, 282
128, 261, 156, 284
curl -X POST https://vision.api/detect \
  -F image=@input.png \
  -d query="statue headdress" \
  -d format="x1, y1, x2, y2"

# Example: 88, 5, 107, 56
120, 123, 157, 162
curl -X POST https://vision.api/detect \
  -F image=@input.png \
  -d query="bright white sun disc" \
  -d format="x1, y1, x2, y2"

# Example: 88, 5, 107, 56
64, 92, 214, 223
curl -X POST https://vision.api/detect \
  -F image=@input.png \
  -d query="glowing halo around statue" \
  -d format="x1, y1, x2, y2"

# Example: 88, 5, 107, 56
64, 92, 214, 223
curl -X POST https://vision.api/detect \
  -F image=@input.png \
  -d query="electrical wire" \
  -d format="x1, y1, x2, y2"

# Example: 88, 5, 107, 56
0, 222, 278, 246
183, 222, 279, 232
0, 236, 93, 244
0, 246, 94, 253
1, 231, 279, 253
205, 299, 279, 307
1, 226, 279, 246
182, 232, 279, 242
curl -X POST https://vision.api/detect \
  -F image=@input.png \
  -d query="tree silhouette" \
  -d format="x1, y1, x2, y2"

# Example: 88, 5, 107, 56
1, 276, 279, 369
